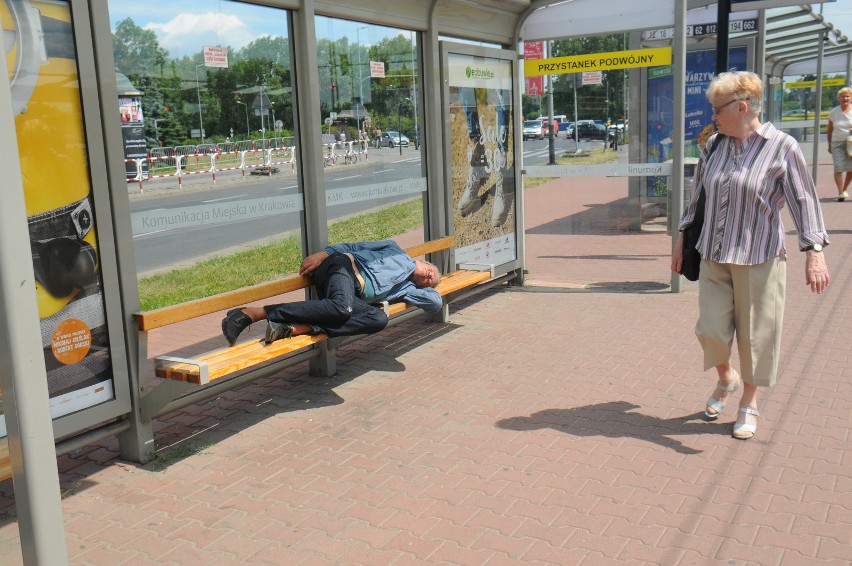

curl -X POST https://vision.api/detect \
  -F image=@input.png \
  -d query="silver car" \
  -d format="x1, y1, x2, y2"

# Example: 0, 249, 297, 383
382, 131, 410, 147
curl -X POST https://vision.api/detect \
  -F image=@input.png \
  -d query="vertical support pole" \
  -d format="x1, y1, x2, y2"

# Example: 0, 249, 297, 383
0, 41, 69, 565
716, 0, 731, 74
547, 41, 556, 165
812, 31, 826, 183
292, 0, 335, 377
670, 0, 687, 293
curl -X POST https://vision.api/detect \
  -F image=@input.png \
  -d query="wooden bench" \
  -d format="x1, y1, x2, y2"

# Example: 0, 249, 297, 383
135, 236, 496, 386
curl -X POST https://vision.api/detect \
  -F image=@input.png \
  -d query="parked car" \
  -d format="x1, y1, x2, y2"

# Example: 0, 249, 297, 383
523, 119, 545, 140
568, 121, 608, 141
381, 131, 410, 147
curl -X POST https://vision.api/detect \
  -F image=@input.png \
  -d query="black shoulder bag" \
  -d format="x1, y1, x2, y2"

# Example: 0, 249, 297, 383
680, 134, 725, 281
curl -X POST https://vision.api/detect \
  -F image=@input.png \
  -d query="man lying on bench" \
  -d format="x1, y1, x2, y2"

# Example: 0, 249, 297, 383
222, 240, 443, 346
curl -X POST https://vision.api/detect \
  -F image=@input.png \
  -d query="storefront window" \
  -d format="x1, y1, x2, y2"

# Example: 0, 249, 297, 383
315, 17, 427, 248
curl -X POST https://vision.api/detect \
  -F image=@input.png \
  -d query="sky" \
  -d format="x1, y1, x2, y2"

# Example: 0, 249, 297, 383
817, 1, 852, 37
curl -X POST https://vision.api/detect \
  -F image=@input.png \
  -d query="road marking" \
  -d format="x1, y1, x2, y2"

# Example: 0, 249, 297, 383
204, 196, 247, 203
335, 176, 360, 181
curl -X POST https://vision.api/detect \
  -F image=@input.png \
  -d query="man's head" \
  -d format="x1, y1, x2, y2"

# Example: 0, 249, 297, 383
411, 260, 441, 288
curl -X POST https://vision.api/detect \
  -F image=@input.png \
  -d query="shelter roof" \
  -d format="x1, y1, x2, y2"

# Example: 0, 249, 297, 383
507, 0, 852, 77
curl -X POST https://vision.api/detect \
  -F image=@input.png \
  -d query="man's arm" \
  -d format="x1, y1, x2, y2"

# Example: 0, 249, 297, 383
393, 285, 442, 312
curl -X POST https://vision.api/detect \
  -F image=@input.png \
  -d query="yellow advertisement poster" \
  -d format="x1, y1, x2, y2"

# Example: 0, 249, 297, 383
2, 0, 115, 435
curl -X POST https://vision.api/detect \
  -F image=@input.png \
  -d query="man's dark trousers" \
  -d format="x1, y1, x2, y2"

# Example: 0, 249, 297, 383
263, 253, 388, 338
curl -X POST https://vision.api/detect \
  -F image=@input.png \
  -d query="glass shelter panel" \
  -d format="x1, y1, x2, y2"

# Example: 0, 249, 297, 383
107, 0, 301, 312
520, 34, 677, 291
315, 17, 427, 248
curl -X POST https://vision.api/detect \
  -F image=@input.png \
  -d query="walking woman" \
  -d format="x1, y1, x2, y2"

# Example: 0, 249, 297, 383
672, 71, 830, 439
827, 87, 852, 201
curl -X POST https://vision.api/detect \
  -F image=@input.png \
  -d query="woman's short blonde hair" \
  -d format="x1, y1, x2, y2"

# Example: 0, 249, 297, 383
707, 71, 763, 115
838, 87, 852, 99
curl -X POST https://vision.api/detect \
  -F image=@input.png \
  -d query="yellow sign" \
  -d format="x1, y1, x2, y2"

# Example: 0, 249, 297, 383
525, 47, 671, 77
786, 78, 845, 89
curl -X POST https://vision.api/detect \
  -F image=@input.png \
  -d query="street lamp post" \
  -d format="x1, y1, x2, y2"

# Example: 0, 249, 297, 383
398, 97, 411, 156
195, 64, 205, 143
259, 84, 267, 149
357, 26, 369, 136
236, 100, 249, 138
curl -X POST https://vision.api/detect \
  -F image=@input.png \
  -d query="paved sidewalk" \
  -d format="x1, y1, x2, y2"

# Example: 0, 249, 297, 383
0, 153, 849, 564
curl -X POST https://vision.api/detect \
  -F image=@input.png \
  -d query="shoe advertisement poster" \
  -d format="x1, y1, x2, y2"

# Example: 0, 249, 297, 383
446, 51, 517, 267
1, 0, 116, 437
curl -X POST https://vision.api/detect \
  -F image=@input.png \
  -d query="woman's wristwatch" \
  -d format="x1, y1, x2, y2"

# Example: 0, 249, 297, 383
803, 243, 824, 252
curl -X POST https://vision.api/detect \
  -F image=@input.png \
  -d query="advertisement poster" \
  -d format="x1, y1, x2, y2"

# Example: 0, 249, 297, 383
1, 0, 115, 437
645, 47, 747, 197
119, 95, 148, 179
447, 52, 516, 266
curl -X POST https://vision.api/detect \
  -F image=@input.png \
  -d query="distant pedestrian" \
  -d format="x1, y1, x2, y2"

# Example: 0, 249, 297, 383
827, 87, 852, 201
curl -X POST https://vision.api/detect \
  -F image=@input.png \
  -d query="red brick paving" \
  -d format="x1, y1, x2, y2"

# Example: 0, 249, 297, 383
0, 152, 849, 565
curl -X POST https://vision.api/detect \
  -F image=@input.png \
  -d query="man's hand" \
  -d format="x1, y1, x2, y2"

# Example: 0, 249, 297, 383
299, 251, 329, 277
805, 251, 830, 294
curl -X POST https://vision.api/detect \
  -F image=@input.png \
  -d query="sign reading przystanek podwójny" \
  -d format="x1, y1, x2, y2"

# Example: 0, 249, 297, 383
524, 47, 672, 77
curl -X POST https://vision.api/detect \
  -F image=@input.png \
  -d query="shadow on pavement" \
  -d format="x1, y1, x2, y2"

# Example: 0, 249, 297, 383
496, 401, 733, 455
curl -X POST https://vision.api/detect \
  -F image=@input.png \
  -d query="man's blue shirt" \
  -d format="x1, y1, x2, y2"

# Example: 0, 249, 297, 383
325, 241, 442, 311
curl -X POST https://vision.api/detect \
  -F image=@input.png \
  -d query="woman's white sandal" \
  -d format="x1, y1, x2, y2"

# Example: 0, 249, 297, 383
733, 406, 760, 439
704, 371, 740, 419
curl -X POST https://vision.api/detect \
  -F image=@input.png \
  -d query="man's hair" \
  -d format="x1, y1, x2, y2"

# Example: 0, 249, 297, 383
425, 261, 441, 287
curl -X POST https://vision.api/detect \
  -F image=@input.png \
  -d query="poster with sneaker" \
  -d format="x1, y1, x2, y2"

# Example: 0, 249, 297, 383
1, 0, 116, 437
447, 52, 517, 267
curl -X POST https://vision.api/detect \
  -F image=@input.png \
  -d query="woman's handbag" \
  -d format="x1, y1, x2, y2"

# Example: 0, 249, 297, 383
680, 190, 705, 281
680, 134, 724, 281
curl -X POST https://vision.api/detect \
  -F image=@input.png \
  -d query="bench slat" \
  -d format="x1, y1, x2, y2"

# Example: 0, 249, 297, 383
435, 269, 493, 295
403, 235, 454, 259
155, 334, 327, 384
137, 275, 311, 331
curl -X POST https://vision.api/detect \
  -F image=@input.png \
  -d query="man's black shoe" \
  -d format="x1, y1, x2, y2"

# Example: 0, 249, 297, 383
222, 308, 252, 346
263, 321, 294, 344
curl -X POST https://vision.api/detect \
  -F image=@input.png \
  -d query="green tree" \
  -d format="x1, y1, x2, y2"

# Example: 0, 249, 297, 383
112, 18, 168, 77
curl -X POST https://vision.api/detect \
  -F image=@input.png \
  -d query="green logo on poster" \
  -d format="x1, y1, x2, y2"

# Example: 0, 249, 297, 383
466, 66, 495, 79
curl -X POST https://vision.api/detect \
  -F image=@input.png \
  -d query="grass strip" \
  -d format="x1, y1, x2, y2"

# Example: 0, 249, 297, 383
138, 199, 422, 310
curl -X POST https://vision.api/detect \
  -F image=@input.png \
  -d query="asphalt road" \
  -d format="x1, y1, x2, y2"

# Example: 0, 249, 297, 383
128, 137, 608, 275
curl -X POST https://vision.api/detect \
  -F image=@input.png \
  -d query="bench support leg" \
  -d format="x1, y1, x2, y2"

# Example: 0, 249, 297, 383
309, 341, 336, 377
119, 379, 197, 463
428, 303, 450, 323
118, 413, 156, 464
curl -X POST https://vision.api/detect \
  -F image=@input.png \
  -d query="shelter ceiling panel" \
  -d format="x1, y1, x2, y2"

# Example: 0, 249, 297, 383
435, 3, 518, 45
315, 0, 431, 30
520, 0, 674, 41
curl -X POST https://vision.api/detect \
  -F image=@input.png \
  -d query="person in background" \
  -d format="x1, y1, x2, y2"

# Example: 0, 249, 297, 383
826, 86, 852, 201
672, 71, 830, 440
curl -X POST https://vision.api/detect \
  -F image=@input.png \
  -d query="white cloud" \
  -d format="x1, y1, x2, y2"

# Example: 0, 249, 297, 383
144, 12, 258, 56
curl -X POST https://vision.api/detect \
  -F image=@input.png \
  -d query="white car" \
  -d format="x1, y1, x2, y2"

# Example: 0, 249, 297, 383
382, 131, 410, 147
523, 120, 545, 140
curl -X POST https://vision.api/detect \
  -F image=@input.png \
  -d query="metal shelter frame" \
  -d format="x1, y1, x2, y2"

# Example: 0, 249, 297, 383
3, 0, 852, 563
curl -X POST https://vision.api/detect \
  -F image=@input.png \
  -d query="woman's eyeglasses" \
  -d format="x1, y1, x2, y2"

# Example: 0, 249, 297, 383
712, 98, 745, 115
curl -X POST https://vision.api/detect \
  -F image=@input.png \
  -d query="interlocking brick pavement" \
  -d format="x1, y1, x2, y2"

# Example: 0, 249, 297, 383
0, 151, 849, 565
